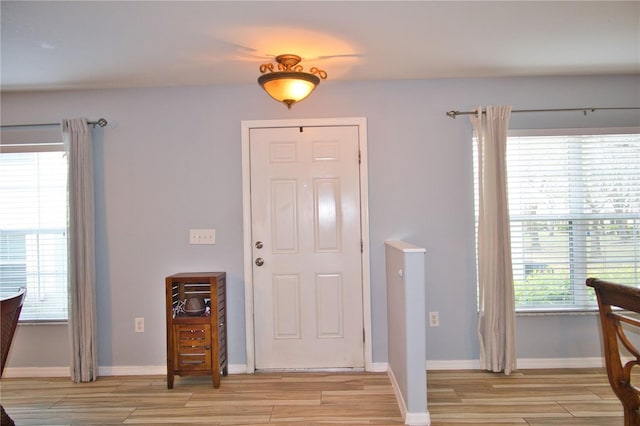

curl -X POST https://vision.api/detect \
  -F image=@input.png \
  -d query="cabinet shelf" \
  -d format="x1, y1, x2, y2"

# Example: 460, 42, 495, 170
172, 315, 211, 322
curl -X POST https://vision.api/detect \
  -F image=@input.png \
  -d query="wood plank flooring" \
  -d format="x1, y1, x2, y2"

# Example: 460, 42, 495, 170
427, 368, 629, 426
0, 368, 629, 425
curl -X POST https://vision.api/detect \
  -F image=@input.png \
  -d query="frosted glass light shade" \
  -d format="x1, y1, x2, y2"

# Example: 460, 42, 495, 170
258, 71, 320, 109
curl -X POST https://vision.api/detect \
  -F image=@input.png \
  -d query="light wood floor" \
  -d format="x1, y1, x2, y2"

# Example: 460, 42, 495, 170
0, 368, 629, 425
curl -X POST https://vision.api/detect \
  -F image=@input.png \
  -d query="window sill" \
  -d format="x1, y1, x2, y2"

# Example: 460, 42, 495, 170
18, 320, 68, 326
516, 309, 599, 317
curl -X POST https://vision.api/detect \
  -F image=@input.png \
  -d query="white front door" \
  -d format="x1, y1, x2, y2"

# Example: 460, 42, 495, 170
249, 125, 364, 369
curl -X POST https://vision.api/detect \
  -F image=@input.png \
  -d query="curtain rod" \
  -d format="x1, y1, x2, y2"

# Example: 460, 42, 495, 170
0, 118, 108, 129
445, 107, 640, 119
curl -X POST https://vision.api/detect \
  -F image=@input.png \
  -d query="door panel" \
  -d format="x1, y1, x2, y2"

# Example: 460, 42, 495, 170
249, 125, 364, 369
314, 178, 340, 251
271, 180, 298, 252
316, 273, 344, 338
273, 274, 300, 339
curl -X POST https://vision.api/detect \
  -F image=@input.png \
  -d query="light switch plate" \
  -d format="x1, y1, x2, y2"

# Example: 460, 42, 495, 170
429, 311, 440, 327
189, 229, 215, 245
135, 317, 144, 333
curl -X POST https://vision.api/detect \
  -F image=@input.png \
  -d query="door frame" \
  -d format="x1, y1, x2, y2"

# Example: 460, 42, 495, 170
241, 117, 372, 373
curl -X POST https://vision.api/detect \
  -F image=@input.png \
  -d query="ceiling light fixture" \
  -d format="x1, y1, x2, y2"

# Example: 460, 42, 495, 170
258, 54, 327, 109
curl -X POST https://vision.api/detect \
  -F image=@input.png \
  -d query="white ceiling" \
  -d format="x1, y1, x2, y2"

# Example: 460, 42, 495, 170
1, 1, 639, 92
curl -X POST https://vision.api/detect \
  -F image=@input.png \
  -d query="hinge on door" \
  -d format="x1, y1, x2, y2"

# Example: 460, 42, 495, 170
358, 150, 361, 164
363, 328, 366, 343
360, 241, 363, 253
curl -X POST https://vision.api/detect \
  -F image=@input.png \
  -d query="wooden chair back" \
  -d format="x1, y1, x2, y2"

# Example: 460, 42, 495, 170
586, 278, 640, 426
1, 287, 26, 376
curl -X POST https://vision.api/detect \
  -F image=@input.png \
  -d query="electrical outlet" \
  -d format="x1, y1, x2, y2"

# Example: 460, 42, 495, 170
429, 311, 440, 327
135, 317, 144, 333
189, 229, 215, 245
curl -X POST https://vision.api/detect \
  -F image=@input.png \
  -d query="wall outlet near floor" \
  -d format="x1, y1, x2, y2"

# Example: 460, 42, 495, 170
135, 317, 144, 333
189, 229, 216, 244
429, 311, 440, 327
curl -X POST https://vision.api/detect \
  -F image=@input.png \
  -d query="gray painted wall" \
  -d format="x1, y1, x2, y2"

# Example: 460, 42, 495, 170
2, 74, 639, 370
385, 240, 427, 417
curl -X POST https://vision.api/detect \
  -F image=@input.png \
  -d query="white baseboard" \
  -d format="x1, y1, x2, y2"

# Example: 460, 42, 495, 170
426, 359, 480, 370
516, 357, 605, 369
369, 362, 388, 372
227, 364, 249, 374
2, 367, 70, 378
3, 358, 606, 379
426, 357, 606, 371
387, 367, 407, 420
3, 364, 248, 378
387, 367, 430, 426
405, 412, 431, 426
99, 365, 166, 376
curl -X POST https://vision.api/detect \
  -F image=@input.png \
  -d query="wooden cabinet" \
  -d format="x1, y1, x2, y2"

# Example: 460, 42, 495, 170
165, 272, 227, 389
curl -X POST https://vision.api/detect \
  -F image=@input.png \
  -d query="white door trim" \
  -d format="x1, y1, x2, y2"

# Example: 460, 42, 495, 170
241, 117, 371, 373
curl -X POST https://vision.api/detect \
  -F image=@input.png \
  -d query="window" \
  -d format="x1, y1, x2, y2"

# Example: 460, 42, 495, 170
0, 131, 68, 321
474, 129, 640, 311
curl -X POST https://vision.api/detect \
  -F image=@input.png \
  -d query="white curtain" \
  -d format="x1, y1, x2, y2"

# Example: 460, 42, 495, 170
470, 106, 517, 375
63, 118, 98, 382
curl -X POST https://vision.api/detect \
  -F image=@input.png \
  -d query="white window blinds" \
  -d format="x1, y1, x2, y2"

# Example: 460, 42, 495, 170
475, 129, 640, 311
0, 138, 69, 321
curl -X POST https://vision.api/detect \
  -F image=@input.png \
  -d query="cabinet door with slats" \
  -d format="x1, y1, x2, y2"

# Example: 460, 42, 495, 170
173, 324, 212, 370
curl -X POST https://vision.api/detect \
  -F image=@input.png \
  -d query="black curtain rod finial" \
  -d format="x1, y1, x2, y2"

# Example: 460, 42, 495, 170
93, 118, 108, 128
